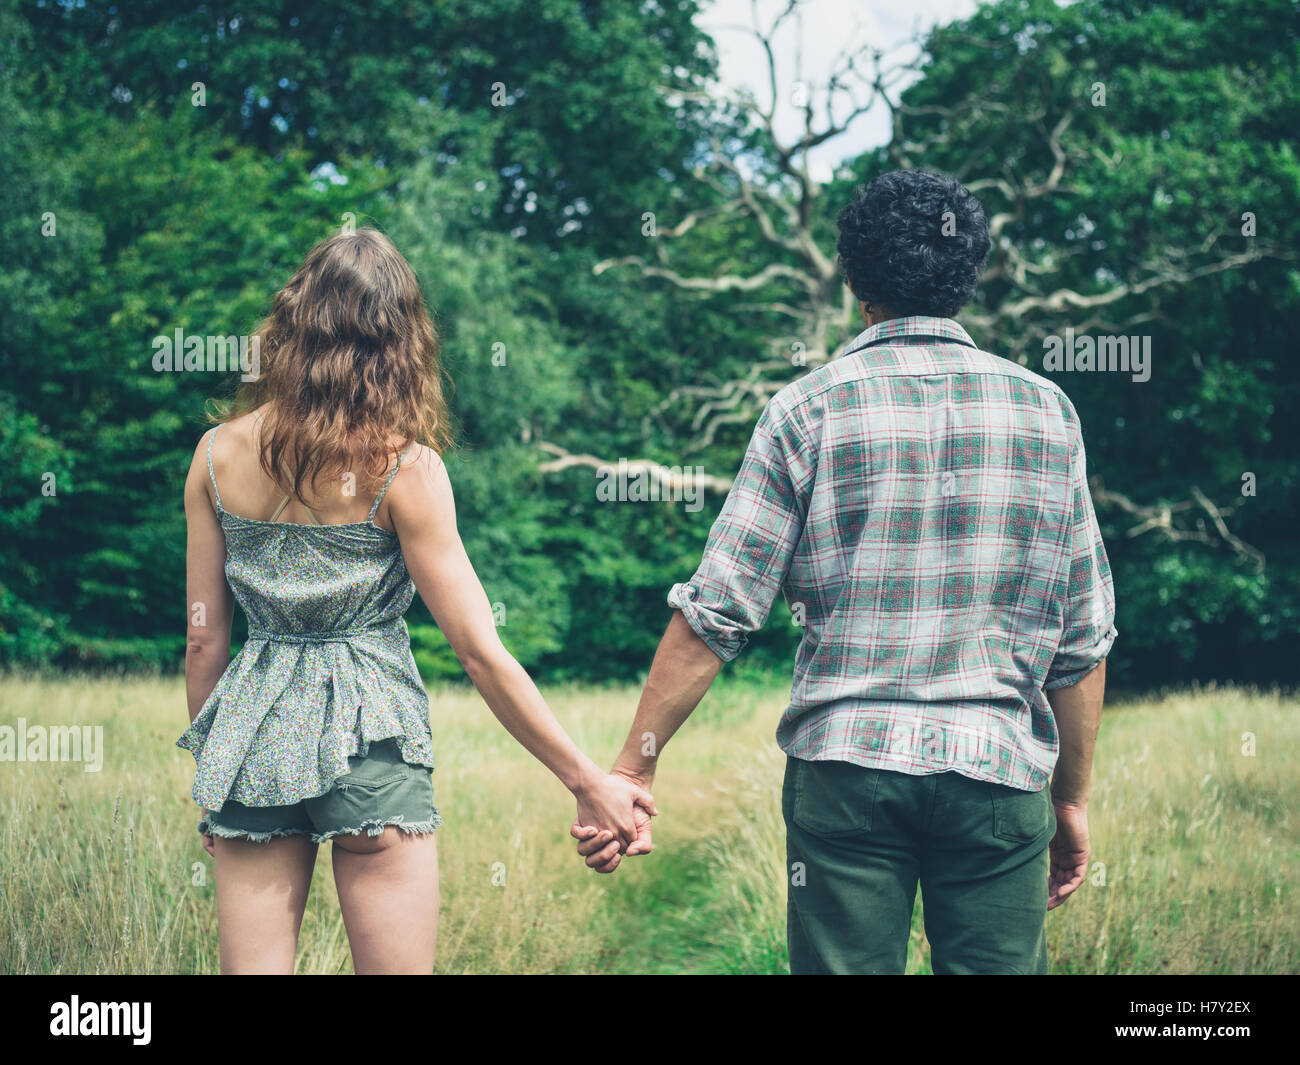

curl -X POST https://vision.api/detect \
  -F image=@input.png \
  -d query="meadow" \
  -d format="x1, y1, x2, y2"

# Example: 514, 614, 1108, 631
0, 673, 1293, 974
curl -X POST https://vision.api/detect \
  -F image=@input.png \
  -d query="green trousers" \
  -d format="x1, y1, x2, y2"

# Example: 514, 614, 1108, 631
781, 755, 1055, 974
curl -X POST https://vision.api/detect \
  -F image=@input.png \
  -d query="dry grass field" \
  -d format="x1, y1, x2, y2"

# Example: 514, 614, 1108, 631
0, 673, 1293, 974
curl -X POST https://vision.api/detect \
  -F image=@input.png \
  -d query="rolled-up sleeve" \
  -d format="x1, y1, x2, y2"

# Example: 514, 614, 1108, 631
1045, 429, 1118, 689
668, 398, 811, 662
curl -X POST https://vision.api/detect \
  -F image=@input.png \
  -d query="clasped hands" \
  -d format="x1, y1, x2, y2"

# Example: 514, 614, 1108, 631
570, 766, 657, 874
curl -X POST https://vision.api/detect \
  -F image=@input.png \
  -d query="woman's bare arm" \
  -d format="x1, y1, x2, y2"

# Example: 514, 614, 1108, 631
185, 430, 235, 722
389, 445, 652, 848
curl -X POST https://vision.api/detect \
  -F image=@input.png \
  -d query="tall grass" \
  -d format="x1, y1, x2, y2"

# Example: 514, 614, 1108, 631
0, 673, 1293, 973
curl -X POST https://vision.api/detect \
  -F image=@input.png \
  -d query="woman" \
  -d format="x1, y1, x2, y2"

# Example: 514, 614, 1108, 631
180, 226, 652, 974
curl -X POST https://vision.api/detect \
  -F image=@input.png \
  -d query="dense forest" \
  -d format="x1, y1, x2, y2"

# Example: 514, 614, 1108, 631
3, 0, 1297, 687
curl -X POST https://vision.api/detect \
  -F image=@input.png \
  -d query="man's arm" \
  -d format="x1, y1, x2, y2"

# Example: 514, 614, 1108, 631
1047, 658, 1105, 809
571, 613, 721, 872
1045, 416, 1117, 689
572, 397, 812, 871
573, 613, 723, 871
612, 610, 724, 787
1043, 411, 1115, 909
1044, 658, 1105, 910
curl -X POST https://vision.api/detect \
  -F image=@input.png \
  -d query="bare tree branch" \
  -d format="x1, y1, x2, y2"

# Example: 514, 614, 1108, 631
591, 256, 818, 295
1090, 480, 1264, 570
536, 442, 735, 494
992, 246, 1271, 319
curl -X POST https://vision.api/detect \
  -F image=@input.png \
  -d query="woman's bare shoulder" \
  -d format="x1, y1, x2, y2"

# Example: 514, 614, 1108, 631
195, 411, 260, 454
398, 441, 446, 479
189, 413, 262, 493
388, 442, 451, 512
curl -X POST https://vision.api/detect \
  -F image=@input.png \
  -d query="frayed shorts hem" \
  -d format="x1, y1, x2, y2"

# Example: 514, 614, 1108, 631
194, 738, 442, 845
199, 811, 444, 845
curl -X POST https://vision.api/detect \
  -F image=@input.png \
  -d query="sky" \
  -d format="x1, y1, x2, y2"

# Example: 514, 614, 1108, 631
695, 0, 981, 180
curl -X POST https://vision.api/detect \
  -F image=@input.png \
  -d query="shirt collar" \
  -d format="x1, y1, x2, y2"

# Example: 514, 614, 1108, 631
842, 315, 978, 357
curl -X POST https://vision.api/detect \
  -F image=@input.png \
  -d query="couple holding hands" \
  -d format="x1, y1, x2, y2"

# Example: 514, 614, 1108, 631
181, 169, 1114, 974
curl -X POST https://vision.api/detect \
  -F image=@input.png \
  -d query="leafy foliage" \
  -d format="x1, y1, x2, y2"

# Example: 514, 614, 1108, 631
3, 0, 1297, 686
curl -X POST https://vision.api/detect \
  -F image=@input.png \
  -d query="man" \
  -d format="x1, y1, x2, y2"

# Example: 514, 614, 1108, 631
574, 169, 1117, 975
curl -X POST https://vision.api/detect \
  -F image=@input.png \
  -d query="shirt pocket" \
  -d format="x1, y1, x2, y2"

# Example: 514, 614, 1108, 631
792, 757, 880, 836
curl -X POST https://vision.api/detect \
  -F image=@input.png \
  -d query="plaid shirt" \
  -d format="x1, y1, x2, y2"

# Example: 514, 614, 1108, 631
669, 316, 1117, 792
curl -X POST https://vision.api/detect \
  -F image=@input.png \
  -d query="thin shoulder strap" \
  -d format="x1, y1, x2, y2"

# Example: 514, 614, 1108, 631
252, 408, 322, 525
367, 443, 414, 521
266, 496, 322, 527
206, 425, 224, 511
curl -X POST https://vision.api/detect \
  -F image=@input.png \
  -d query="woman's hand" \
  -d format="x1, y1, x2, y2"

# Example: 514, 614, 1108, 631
571, 770, 656, 870
570, 768, 657, 872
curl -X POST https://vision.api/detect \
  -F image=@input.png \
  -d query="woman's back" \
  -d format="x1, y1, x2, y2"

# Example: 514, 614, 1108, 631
207, 409, 407, 530
179, 410, 434, 812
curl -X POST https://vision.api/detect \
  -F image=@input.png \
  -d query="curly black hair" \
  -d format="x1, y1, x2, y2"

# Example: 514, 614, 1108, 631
835, 170, 991, 319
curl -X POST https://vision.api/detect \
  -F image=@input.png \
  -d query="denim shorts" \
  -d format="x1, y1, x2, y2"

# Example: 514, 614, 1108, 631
198, 738, 443, 844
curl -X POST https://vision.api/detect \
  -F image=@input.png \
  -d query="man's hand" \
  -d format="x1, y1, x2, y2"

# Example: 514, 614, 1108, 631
571, 767, 657, 874
1047, 799, 1089, 910
569, 611, 721, 873
571, 768, 656, 872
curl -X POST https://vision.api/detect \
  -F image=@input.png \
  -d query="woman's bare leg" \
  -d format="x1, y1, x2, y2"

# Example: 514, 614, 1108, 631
331, 827, 439, 974
213, 835, 317, 974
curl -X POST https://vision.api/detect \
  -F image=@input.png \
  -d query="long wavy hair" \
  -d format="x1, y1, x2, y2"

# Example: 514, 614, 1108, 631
212, 226, 454, 500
